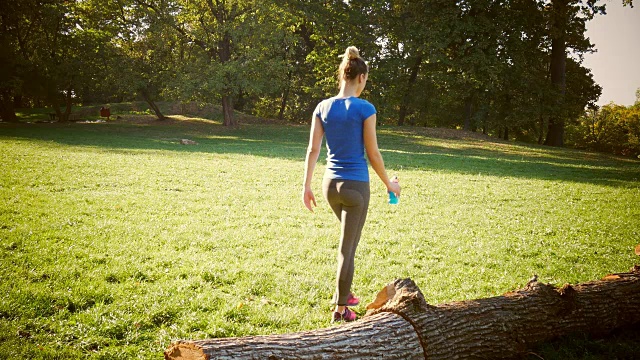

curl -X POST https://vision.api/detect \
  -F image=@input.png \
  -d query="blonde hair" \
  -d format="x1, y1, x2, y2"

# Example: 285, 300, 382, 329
337, 46, 368, 84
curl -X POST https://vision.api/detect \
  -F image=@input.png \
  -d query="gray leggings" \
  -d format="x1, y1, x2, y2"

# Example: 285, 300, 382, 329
322, 178, 370, 306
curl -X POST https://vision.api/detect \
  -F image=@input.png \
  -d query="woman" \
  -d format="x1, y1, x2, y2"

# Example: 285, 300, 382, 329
302, 46, 401, 322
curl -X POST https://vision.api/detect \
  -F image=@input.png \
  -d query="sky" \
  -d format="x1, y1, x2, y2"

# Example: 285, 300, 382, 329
582, 1, 640, 106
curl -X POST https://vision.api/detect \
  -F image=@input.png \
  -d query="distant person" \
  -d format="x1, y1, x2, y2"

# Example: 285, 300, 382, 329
302, 46, 401, 322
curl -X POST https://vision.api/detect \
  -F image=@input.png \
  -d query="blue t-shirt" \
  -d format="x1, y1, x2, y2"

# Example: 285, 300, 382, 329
314, 96, 376, 182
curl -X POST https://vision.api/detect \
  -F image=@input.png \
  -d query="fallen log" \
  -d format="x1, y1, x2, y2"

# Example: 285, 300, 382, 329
165, 265, 640, 359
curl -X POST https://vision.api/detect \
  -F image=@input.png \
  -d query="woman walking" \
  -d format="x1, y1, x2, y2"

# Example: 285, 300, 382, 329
302, 46, 401, 322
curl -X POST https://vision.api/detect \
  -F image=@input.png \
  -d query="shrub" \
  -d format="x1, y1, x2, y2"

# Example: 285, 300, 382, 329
566, 102, 640, 158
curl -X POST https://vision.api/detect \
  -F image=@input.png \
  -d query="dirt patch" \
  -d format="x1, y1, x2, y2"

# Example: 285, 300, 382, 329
111, 115, 176, 124
107, 112, 499, 143
111, 114, 496, 137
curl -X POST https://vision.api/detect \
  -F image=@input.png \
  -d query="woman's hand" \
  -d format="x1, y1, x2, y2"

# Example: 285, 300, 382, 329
302, 187, 317, 212
387, 177, 401, 198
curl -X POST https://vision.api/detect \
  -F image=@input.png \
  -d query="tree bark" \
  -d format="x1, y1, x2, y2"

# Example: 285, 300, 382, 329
216, 9, 236, 127
62, 86, 73, 122
544, 0, 568, 147
53, 85, 73, 122
165, 266, 640, 360
140, 88, 166, 120
538, 114, 545, 144
0, 90, 18, 122
398, 55, 422, 127
279, 71, 292, 121
166, 313, 424, 360
221, 95, 235, 127
463, 96, 473, 131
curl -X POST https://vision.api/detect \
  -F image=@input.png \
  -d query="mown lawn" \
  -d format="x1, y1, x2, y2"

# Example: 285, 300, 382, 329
1, 116, 639, 359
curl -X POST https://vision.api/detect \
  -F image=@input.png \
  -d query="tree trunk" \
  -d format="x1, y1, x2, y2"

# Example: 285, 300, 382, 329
0, 90, 18, 122
52, 105, 63, 122
398, 55, 422, 127
278, 85, 289, 121
165, 266, 640, 360
279, 71, 292, 121
221, 95, 236, 126
167, 313, 424, 360
13, 93, 23, 109
545, 115, 564, 146
463, 96, 473, 131
544, 0, 568, 147
538, 114, 545, 144
217, 20, 236, 127
140, 88, 166, 120
63, 88, 73, 122
55, 85, 73, 122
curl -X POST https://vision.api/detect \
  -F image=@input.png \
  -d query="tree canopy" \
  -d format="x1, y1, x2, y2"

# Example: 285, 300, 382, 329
0, 0, 634, 146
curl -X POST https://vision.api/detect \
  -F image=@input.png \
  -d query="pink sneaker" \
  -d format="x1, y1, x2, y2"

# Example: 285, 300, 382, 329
332, 307, 357, 323
346, 293, 360, 307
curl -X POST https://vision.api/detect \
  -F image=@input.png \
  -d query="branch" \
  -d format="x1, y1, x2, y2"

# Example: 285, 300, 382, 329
134, 0, 209, 52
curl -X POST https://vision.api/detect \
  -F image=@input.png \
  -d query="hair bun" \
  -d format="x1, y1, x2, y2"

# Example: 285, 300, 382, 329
337, 45, 368, 82
344, 46, 360, 60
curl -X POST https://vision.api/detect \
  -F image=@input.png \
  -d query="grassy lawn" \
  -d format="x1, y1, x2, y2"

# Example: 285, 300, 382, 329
1, 116, 639, 359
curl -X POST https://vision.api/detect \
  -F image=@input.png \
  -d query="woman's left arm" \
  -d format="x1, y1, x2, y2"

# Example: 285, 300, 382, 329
364, 114, 400, 197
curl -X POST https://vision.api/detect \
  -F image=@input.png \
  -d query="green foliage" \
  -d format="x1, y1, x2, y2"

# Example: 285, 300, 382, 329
567, 102, 640, 157
0, 0, 629, 142
1, 117, 639, 358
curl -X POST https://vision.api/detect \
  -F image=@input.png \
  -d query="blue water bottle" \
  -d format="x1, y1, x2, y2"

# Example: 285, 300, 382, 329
388, 176, 399, 205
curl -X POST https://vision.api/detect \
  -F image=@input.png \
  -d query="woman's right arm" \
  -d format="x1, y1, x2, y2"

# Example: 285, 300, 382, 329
363, 114, 401, 197
302, 115, 324, 212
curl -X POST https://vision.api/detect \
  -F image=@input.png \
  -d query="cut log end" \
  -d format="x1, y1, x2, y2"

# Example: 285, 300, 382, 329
365, 283, 396, 310
365, 278, 430, 317
165, 341, 206, 360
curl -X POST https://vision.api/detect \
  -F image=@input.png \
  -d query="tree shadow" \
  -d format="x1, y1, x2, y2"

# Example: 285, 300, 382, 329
1, 121, 638, 188
377, 129, 640, 188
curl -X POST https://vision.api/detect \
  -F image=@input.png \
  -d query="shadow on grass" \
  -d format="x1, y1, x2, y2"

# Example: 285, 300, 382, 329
1, 120, 638, 188
524, 324, 640, 360
380, 132, 640, 187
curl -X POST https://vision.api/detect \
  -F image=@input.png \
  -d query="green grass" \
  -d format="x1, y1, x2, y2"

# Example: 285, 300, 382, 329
0, 117, 639, 359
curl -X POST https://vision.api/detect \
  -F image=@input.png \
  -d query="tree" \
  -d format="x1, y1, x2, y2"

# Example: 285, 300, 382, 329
353, 0, 429, 126
105, 0, 180, 120
543, 0, 635, 146
0, 0, 119, 122
0, 0, 47, 122
136, 0, 289, 126
46, 7, 117, 121
566, 98, 640, 157
1, 0, 630, 136
261, 0, 381, 123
